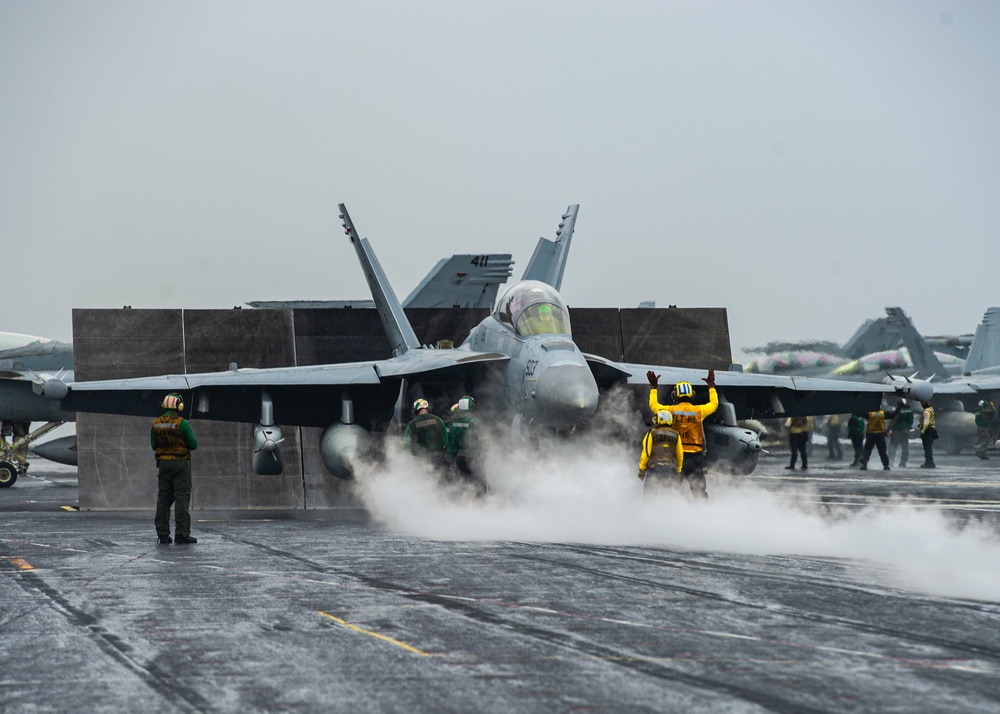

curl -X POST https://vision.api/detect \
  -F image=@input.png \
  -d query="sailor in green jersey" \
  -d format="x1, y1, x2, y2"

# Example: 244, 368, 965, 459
151, 392, 199, 544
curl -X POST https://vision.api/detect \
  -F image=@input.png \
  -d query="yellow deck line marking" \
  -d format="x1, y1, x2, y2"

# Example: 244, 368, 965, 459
317, 611, 429, 656
10, 558, 34, 571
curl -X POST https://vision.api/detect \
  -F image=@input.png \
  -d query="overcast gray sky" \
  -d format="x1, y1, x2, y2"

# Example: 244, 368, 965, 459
3, 1, 998, 362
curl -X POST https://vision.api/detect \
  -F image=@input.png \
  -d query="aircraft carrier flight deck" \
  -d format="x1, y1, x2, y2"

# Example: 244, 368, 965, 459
3, 450, 1000, 713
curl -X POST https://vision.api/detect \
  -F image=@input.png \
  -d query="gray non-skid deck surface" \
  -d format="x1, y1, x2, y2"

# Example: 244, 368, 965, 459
3, 454, 1000, 713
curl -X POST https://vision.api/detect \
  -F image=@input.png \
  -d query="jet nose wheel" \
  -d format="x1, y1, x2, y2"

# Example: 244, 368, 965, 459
0, 460, 19, 488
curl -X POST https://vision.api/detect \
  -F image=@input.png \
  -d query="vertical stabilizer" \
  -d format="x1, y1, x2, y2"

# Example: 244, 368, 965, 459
965, 307, 1000, 373
520, 204, 579, 291
339, 204, 421, 356
403, 254, 514, 308
885, 307, 951, 380
843, 317, 893, 358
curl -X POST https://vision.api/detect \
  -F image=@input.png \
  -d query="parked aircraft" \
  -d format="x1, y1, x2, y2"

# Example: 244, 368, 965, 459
248, 252, 515, 310
888, 306, 1000, 454
0, 332, 75, 484
53, 204, 932, 479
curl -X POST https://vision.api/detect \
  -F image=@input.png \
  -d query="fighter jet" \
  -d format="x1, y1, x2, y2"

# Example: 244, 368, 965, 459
53, 204, 931, 478
887, 306, 1000, 454
0, 332, 76, 485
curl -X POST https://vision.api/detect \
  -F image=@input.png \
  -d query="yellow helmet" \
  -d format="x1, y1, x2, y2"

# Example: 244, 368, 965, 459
655, 410, 673, 426
673, 382, 694, 400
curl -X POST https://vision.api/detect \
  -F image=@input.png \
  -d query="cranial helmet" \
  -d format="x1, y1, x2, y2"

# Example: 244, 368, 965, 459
412, 398, 430, 413
162, 393, 184, 411
980, 400, 987, 408
673, 382, 694, 400
458, 396, 475, 412
656, 410, 673, 426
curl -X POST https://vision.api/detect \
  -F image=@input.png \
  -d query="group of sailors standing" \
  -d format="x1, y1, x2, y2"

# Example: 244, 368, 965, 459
796, 398, 997, 471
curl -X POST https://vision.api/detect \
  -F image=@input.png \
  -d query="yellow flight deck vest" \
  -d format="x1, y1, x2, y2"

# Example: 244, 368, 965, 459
648, 387, 719, 453
152, 413, 191, 460
867, 411, 887, 434
640, 427, 684, 473
787, 416, 812, 433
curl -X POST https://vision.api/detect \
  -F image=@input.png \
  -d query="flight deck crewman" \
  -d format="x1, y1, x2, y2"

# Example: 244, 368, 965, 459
860, 405, 897, 471
918, 401, 937, 468
151, 392, 199, 545
637, 410, 684, 496
847, 412, 866, 467
645, 369, 718, 499
888, 399, 914, 468
446, 395, 487, 495
404, 398, 450, 473
784, 416, 814, 470
975, 400, 996, 460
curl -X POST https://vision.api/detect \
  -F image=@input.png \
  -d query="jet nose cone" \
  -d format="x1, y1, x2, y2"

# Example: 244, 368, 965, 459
533, 364, 600, 428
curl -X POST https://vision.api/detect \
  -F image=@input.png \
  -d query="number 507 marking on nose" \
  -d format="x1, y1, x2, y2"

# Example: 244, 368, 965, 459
525, 359, 539, 377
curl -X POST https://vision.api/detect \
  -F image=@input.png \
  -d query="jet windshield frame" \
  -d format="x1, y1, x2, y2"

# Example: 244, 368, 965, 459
493, 280, 572, 337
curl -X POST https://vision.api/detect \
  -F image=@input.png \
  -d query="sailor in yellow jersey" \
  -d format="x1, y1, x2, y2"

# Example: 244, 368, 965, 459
637, 410, 684, 497
918, 401, 937, 468
859, 404, 897, 471
645, 369, 718, 499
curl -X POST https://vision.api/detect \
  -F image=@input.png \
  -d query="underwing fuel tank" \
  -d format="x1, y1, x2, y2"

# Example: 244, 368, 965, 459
882, 374, 933, 403
320, 423, 373, 479
252, 423, 284, 475
29, 434, 78, 466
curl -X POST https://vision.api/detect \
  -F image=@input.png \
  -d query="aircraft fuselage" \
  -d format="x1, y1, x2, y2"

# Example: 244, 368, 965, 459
464, 316, 599, 430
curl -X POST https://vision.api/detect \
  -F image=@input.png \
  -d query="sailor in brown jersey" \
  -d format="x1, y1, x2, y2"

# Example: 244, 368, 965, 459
151, 393, 199, 544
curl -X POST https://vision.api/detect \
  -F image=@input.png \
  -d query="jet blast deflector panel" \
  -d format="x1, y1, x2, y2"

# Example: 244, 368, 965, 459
71, 305, 732, 510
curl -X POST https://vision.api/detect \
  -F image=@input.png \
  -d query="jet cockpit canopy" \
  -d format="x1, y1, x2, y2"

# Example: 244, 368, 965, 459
494, 280, 572, 337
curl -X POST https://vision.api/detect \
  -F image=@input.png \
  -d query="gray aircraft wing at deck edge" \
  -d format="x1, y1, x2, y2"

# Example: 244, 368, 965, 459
614, 361, 914, 420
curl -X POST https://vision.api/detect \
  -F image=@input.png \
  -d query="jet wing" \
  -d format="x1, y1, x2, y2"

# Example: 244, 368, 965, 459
608, 361, 922, 419
60, 349, 509, 429
925, 370, 1000, 397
